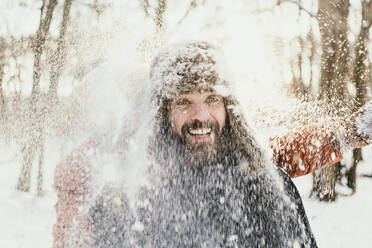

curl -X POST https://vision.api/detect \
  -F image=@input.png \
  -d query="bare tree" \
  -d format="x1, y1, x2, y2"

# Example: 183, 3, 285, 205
345, 0, 372, 193
16, 0, 58, 193
31, 0, 57, 99
289, 36, 312, 97
48, 0, 73, 102
0, 37, 6, 114
311, 0, 351, 201
142, 0, 151, 17
155, 0, 167, 31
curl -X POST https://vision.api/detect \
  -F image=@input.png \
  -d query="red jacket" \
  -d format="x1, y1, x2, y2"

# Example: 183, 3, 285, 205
53, 126, 343, 248
271, 125, 343, 177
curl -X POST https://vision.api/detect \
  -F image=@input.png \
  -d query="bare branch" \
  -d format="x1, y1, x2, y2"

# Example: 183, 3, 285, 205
155, 0, 167, 31
72, 0, 107, 17
143, 0, 150, 17
40, 0, 47, 23
277, 0, 317, 18
178, 0, 197, 25
240, 1, 316, 18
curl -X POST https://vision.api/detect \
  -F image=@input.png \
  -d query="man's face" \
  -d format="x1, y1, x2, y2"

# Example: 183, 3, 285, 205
169, 91, 226, 153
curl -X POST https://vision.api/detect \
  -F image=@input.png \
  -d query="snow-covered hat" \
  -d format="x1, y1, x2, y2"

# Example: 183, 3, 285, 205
150, 41, 233, 105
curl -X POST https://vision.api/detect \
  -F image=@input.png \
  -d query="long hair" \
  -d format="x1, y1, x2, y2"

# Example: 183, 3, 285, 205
148, 95, 266, 176
147, 41, 266, 177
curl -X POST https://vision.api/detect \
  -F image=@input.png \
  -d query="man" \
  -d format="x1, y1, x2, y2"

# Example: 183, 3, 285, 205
54, 41, 372, 247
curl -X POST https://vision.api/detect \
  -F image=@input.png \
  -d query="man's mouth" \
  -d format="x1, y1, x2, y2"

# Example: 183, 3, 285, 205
181, 120, 219, 146
188, 127, 212, 136
186, 127, 214, 144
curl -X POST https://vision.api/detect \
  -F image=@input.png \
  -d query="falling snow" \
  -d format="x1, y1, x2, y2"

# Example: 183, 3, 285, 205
1, 1, 372, 248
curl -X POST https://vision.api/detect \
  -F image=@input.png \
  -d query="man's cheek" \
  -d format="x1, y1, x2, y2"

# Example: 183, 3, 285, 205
170, 117, 183, 137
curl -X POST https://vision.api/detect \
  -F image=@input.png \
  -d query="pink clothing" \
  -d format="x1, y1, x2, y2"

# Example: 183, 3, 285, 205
53, 139, 99, 248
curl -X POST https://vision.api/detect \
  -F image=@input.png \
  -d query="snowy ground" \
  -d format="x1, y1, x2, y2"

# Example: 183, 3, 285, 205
295, 145, 372, 248
295, 170, 372, 248
0, 142, 57, 248
1, 141, 372, 248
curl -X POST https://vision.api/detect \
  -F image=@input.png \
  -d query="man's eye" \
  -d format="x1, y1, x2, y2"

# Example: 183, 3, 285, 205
176, 99, 190, 106
206, 95, 221, 103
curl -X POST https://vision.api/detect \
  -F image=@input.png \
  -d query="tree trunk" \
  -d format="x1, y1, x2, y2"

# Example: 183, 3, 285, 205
346, 148, 362, 193
311, 162, 341, 201
142, 0, 150, 17
353, 0, 372, 110
346, 0, 372, 192
317, 0, 350, 105
37, 135, 45, 196
312, 0, 350, 201
49, 0, 73, 101
31, 0, 57, 99
0, 37, 6, 115
290, 36, 313, 97
16, 0, 57, 193
16, 142, 37, 192
155, 0, 167, 31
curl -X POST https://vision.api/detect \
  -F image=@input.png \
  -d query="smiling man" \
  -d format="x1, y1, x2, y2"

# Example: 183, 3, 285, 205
91, 41, 319, 247
169, 91, 226, 167
54, 41, 372, 248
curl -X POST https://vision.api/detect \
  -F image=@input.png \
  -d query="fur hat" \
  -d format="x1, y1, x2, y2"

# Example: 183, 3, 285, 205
150, 41, 232, 105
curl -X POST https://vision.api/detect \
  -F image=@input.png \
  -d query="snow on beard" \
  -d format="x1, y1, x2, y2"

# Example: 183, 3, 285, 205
150, 98, 232, 171
178, 119, 222, 168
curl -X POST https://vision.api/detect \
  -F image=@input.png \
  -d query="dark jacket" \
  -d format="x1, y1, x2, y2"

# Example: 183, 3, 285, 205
90, 163, 317, 248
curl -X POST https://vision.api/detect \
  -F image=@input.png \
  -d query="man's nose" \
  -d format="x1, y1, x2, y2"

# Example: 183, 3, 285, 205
191, 103, 210, 121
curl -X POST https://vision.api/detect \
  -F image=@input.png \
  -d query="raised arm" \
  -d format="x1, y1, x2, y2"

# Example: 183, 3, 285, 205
270, 101, 372, 178
270, 125, 343, 177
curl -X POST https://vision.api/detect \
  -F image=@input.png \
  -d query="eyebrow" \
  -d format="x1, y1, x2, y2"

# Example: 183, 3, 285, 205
175, 97, 189, 102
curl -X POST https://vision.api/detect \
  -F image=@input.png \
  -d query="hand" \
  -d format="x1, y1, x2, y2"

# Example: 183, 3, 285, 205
354, 100, 372, 144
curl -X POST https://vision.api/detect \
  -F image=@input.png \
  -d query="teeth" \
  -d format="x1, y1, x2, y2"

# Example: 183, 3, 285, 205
189, 128, 211, 135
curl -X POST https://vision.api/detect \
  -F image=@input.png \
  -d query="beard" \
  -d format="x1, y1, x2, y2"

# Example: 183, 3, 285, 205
150, 99, 265, 180
177, 119, 222, 168
162, 117, 228, 169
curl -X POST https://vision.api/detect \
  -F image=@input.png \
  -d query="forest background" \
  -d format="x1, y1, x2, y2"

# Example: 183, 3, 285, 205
1, 0, 372, 247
